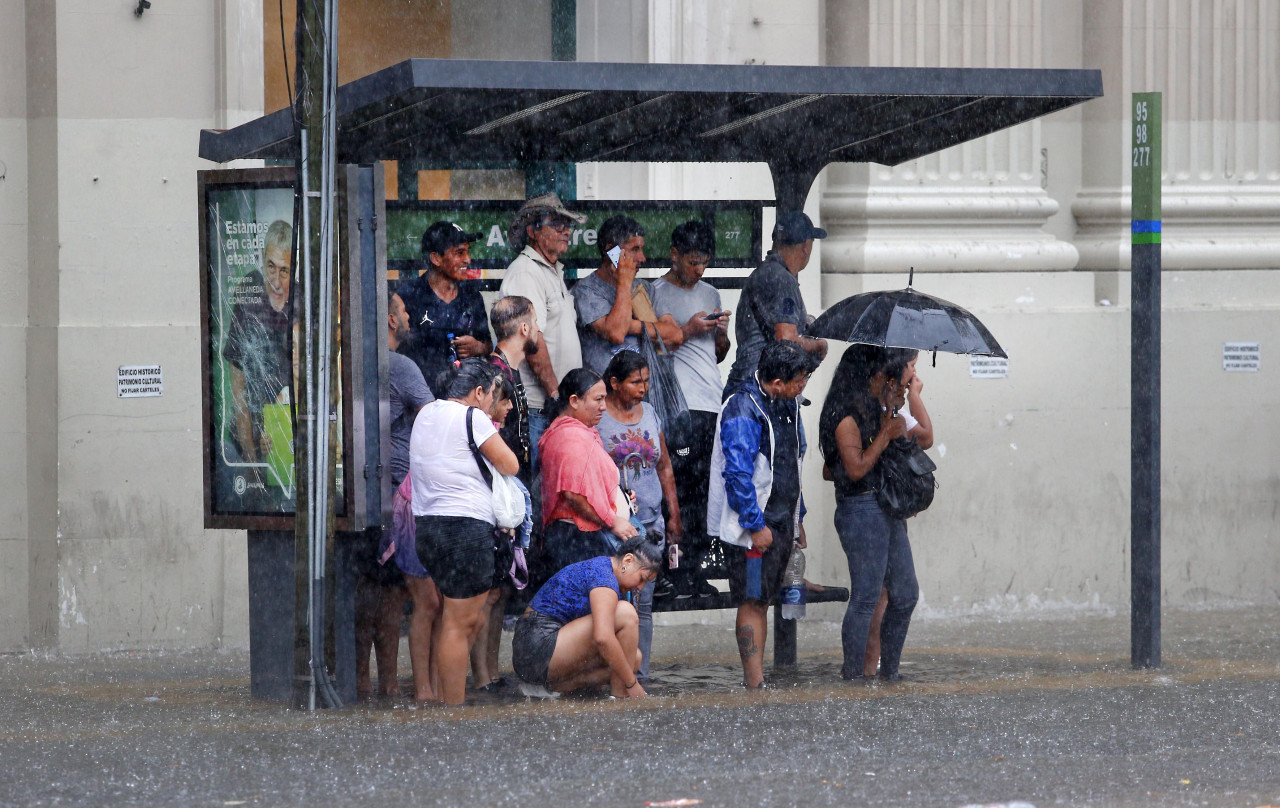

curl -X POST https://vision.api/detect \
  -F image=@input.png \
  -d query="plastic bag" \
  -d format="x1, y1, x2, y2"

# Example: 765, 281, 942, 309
382, 475, 430, 579
639, 327, 694, 447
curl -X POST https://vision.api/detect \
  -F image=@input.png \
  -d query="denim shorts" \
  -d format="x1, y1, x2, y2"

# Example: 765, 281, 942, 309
512, 608, 562, 687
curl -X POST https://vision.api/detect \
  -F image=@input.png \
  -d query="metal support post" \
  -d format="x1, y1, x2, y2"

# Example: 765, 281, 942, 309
1130, 92, 1162, 669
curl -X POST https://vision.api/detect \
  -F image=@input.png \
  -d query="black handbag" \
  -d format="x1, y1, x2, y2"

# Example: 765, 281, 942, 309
874, 437, 938, 520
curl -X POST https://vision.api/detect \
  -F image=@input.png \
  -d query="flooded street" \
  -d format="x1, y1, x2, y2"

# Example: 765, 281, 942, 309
2, 607, 1278, 807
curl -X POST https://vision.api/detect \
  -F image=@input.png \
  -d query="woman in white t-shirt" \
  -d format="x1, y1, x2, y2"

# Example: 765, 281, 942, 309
409, 359, 518, 705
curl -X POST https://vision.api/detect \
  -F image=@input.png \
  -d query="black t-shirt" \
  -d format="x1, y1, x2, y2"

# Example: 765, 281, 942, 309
397, 273, 492, 396
819, 395, 879, 498
763, 395, 802, 526
727, 253, 808, 389
489, 351, 532, 486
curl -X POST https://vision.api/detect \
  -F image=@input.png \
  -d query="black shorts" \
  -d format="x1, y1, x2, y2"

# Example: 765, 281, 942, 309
723, 521, 795, 605
543, 519, 609, 573
415, 514, 496, 600
512, 608, 563, 687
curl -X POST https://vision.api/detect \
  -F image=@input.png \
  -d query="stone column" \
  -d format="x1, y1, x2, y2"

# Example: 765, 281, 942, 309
214, 0, 264, 134
23, 0, 61, 650
1073, 0, 1280, 291
823, 0, 1079, 301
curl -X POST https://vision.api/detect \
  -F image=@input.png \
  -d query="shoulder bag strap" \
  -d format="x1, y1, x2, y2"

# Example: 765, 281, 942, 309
465, 406, 494, 489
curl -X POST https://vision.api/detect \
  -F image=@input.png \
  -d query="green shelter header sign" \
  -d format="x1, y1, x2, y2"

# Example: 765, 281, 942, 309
385, 200, 764, 279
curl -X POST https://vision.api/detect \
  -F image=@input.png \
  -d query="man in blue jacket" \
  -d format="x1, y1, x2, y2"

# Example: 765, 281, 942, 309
707, 340, 812, 688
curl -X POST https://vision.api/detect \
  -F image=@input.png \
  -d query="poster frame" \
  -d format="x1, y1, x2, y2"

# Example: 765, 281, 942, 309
198, 166, 359, 531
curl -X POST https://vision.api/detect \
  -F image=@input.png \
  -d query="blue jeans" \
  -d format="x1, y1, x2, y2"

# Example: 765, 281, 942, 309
835, 492, 919, 678
635, 577, 655, 680
528, 409, 550, 473
635, 525, 664, 681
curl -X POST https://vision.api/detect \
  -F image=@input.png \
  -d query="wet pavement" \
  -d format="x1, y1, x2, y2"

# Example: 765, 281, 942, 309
2, 606, 1278, 807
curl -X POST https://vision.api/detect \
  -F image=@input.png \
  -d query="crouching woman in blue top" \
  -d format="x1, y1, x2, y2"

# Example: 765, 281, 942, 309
512, 538, 662, 699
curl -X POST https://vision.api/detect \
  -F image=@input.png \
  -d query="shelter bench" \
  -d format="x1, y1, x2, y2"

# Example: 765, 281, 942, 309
650, 579, 850, 666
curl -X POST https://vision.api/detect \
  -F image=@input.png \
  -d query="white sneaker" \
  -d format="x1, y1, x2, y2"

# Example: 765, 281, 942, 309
518, 680, 561, 700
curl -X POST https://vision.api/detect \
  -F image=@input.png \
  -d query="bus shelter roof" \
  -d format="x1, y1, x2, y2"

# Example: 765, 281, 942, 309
198, 58, 1101, 210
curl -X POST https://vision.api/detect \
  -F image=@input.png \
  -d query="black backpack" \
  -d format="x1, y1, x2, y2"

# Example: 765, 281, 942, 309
874, 437, 938, 520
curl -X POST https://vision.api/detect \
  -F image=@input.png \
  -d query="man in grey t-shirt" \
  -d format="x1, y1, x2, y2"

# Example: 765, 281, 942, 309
357, 290, 435, 698
726, 211, 830, 391
388, 292, 434, 485
572, 215, 683, 374
648, 221, 732, 599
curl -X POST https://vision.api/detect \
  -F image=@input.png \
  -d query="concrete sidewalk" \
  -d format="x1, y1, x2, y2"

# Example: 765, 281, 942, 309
1, 606, 1278, 807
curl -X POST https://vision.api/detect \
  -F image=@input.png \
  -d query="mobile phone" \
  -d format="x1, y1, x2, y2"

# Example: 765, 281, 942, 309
606, 245, 622, 268
702, 312, 727, 321
668, 544, 680, 569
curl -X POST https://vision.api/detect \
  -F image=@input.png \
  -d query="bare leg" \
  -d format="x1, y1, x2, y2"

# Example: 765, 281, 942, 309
736, 601, 769, 688
404, 574, 441, 701
469, 589, 502, 686
484, 588, 509, 683
863, 587, 889, 678
546, 601, 641, 696
374, 584, 408, 696
435, 590, 492, 705
354, 575, 379, 695
429, 609, 442, 698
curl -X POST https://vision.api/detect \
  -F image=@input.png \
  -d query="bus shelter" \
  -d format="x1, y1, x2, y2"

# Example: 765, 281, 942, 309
198, 57, 1102, 702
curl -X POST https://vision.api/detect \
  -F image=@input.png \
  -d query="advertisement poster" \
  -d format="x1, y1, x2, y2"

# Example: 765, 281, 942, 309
205, 182, 299, 517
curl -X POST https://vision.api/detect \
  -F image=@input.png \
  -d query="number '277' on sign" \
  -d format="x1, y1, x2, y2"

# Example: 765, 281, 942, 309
1131, 93, 1161, 242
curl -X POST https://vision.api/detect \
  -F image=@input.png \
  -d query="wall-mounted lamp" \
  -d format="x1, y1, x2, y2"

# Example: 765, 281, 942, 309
135, 0, 151, 16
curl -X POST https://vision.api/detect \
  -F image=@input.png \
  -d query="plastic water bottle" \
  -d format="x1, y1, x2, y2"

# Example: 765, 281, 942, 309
745, 549, 763, 600
446, 332, 459, 367
780, 546, 807, 620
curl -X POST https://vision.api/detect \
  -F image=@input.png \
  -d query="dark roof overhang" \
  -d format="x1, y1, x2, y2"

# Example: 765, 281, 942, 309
199, 58, 1101, 210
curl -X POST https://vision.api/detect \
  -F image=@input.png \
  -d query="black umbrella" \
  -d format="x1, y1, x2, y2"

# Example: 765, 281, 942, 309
810, 274, 1007, 358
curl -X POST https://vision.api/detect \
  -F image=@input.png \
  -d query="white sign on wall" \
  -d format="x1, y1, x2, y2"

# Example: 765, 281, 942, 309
1223, 342, 1260, 372
118, 365, 163, 397
969, 356, 1009, 379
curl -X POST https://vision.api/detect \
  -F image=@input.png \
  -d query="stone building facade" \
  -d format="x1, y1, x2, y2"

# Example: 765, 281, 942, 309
3, 0, 1277, 652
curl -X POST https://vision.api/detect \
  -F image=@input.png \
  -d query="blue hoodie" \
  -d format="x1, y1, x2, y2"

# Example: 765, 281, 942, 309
706, 377, 806, 546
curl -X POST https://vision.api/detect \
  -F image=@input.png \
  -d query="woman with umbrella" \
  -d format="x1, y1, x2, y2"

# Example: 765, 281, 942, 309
819, 344, 929, 681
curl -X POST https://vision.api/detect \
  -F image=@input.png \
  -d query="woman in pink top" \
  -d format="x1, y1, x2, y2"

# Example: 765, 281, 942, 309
538, 368, 638, 572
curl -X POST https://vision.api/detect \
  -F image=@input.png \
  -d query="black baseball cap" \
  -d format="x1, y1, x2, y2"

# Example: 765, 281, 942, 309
421, 220, 481, 259
772, 211, 827, 245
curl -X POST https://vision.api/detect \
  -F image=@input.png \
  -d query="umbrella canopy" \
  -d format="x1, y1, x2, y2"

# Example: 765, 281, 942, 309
811, 287, 1007, 358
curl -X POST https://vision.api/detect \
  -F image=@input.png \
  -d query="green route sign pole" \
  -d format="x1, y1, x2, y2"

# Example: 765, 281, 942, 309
1131, 92, 1162, 669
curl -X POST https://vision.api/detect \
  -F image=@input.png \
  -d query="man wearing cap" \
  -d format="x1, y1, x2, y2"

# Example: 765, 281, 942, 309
498, 193, 585, 467
398, 220, 493, 396
725, 211, 829, 393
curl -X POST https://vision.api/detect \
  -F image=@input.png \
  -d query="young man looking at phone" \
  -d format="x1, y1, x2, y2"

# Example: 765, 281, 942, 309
648, 221, 732, 599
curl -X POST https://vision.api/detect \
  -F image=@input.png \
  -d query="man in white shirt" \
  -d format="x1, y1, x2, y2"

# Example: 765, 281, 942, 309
498, 193, 586, 468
